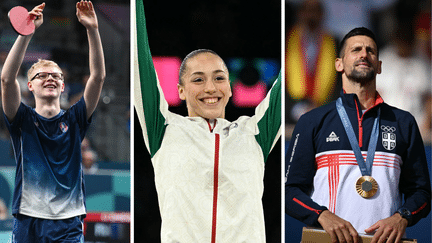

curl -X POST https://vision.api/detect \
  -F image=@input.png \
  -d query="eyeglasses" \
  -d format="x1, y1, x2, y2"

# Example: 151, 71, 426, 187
30, 72, 64, 81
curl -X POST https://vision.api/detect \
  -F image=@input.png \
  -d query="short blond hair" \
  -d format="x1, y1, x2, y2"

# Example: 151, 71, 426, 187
27, 59, 62, 81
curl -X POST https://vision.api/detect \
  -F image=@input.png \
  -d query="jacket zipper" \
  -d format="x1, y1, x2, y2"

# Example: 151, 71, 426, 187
207, 119, 220, 243
353, 95, 384, 148
211, 133, 220, 243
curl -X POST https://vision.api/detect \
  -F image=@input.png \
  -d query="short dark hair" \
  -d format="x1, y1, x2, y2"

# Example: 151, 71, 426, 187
339, 27, 378, 58
178, 49, 227, 85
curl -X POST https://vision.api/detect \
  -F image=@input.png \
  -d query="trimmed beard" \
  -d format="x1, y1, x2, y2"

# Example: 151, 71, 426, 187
347, 62, 376, 85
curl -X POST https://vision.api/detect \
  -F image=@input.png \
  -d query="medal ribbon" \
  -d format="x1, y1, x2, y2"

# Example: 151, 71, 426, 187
336, 98, 380, 176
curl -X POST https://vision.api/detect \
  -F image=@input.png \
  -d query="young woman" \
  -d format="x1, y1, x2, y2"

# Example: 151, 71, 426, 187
134, 1, 281, 242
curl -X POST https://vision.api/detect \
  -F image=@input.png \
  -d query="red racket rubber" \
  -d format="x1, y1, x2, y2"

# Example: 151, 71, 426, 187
8, 6, 35, 36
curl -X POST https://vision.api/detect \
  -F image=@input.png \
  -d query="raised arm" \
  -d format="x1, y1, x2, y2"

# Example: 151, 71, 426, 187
134, 0, 169, 157
1, 3, 45, 121
76, 0, 106, 120
253, 72, 281, 162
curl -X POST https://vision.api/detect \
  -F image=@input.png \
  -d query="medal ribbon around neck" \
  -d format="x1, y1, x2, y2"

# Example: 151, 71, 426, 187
336, 98, 380, 198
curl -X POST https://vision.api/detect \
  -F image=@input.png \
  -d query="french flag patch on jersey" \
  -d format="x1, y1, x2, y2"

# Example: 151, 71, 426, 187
60, 122, 68, 133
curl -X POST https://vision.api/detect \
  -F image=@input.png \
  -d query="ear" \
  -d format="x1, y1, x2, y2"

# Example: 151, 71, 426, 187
27, 81, 33, 91
61, 81, 65, 92
178, 84, 186, 100
377, 60, 382, 75
228, 81, 232, 98
335, 57, 344, 72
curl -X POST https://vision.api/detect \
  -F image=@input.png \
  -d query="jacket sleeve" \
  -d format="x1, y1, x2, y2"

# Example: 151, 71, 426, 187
254, 72, 281, 162
285, 113, 328, 226
398, 116, 431, 226
133, 0, 168, 157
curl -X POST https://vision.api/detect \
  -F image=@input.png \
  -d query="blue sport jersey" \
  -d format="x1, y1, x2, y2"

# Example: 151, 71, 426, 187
4, 97, 91, 219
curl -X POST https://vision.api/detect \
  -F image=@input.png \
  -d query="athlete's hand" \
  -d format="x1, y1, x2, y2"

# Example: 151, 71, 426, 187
365, 213, 408, 243
29, 3, 45, 29
318, 210, 359, 243
76, 0, 98, 30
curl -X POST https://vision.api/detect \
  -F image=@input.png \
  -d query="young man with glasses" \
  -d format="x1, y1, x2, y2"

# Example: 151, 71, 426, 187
1, 1, 105, 242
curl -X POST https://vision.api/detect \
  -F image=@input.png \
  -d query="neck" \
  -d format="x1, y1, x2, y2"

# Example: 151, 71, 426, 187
34, 99, 61, 118
342, 78, 377, 110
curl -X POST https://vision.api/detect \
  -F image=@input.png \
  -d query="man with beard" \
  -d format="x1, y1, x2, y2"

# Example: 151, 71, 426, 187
285, 27, 431, 243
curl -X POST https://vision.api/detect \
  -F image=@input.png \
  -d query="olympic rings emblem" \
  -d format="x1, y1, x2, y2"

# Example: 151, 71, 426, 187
381, 125, 396, 133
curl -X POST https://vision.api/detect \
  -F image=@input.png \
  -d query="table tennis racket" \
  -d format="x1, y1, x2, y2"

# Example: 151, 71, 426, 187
8, 6, 36, 36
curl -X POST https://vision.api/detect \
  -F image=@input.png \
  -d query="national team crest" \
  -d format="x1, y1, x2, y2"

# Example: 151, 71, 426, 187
381, 125, 396, 150
60, 122, 68, 133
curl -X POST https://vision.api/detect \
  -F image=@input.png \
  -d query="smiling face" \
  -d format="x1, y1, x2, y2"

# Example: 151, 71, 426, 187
336, 35, 381, 85
28, 64, 65, 100
178, 52, 232, 119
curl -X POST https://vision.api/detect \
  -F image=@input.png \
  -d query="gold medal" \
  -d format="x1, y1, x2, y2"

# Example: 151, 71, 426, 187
356, 176, 378, 198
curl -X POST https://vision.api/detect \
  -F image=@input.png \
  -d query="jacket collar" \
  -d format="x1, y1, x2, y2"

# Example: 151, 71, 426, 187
340, 89, 384, 116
